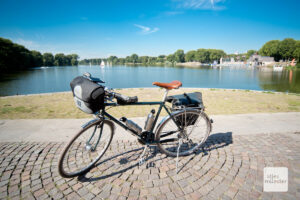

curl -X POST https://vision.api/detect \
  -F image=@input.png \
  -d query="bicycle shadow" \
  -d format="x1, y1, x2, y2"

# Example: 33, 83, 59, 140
176, 131, 233, 173
78, 131, 233, 182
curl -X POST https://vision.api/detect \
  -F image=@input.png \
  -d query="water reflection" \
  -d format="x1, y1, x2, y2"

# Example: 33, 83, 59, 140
0, 65, 299, 96
258, 69, 300, 93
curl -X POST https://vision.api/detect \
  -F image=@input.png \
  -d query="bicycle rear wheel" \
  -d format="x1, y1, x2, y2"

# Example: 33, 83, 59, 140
155, 109, 211, 157
58, 119, 114, 178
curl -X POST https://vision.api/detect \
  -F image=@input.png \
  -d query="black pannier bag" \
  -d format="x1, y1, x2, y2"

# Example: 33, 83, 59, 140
166, 92, 204, 127
70, 76, 105, 114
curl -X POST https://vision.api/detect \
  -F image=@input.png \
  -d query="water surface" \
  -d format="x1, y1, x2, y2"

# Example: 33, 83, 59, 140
0, 65, 299, 96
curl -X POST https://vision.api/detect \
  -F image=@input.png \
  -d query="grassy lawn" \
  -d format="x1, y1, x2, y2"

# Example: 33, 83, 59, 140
0, 88, 300, 119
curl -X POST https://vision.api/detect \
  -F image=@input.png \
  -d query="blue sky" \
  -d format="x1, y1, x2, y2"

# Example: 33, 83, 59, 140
0, 0, 299, 59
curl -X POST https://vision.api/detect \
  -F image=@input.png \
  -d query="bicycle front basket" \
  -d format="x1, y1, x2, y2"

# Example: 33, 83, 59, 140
70, 76, 105, 114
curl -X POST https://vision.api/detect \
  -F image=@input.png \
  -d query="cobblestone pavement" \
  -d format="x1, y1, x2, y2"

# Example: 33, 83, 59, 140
0, 132, 300, 200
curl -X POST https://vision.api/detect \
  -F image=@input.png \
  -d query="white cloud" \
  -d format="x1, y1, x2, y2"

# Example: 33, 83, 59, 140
134, 24, 159, 35
174, 0, 226, 10
14, 38, 40, 49
164, 11, 184, 16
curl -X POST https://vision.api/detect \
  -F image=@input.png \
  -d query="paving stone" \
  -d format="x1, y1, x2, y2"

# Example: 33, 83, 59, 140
0, 133, 299, 199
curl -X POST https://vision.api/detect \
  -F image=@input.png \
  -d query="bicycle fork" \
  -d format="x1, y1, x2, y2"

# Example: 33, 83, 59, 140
85, 122, 104, 152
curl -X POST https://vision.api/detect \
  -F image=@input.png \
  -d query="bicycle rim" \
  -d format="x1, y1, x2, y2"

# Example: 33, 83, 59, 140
156, 110, 210, 157
58, 120, 113, 178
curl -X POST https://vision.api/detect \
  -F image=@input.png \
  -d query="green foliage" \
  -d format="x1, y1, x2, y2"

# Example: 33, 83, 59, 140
246, 50, 256, 58
43, 53, 54, 66
0, 37, 32, 73
167, 54, 175, 63
195, 49, 210, 63
174, 49, 185, 62
279, 38, 296, 60
185, 50, 196, 62
258, 38, 299, 62
54, 53, 79, 66
157, 55, 166, 63
259, 40, 280, 61
31, 50, 43, 67
130, 54, 139, 64
293, 41, 300, 62
0, 37, 79, 74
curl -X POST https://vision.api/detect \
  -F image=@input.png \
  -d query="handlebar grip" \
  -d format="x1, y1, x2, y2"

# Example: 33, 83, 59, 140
114, 93, 138, 105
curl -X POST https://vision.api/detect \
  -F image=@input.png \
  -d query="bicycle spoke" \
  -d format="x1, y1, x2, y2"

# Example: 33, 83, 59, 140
157, 110, 210, 157
59, 120, 113, 177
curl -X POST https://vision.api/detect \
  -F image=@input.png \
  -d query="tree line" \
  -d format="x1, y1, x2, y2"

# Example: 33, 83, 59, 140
80, 38, 299, 66
79, 48, 228, 65
258, 38, 300, 62
1, 36, 299, 74
0, 37, 79, 73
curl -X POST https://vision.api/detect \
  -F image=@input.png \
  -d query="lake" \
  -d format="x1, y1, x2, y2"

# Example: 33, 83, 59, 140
0, 65, 300, 96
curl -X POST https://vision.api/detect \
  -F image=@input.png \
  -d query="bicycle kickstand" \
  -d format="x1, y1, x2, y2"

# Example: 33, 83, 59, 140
176, 139, 183, 174
139, 144, 150, 166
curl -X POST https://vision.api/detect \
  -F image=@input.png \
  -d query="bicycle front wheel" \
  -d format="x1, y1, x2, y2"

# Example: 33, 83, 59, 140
58, 119, 114, 178
155, 109, 211, 157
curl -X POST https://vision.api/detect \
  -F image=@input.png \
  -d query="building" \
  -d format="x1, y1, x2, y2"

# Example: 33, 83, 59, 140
247, 55, 274, 66
220, 57, 245, 66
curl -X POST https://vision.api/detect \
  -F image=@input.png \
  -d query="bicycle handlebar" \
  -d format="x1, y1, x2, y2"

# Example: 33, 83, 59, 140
105, 90, 138, 104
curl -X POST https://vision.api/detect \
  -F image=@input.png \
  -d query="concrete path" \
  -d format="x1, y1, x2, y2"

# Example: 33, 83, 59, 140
0, 112, 300, 142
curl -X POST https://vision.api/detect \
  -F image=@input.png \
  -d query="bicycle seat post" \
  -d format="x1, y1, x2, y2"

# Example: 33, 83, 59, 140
162, 89, 169, 102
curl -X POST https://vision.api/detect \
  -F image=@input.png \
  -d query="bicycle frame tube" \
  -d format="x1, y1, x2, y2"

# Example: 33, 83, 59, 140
102, 100, 182, 141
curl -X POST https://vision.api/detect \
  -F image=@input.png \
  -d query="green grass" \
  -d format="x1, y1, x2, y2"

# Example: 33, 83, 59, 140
1, 88, 300, 119
288, 100, 300, 107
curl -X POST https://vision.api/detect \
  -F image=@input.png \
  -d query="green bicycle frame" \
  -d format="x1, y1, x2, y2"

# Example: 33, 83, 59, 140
102, 101, 181, 141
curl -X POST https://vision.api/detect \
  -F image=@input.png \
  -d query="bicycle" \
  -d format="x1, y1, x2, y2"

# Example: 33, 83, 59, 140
58, 73, 212, 178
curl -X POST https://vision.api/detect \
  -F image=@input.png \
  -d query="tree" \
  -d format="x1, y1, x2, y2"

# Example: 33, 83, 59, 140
278, 38, 296, 61
43, 53, 54, 66
259, 40, 280, 61
70, 54, 79, 66
30, 50, 43, 67
54, 53, 65, 66
130, 54, 139, 64
125, 56, 131, 63
293, 41, 300, 62
0, 37, 35, 73
246, 50, 256, 59
209, 49, 226, 63
148, 57, 157, 64
174, 49, 185, 62
166, 54, 175, 62
185, 50, 196, 62
157, 55, 166, 63
107, 55, 118, 64
195, 49, 210, 63
140, 56, 149, 64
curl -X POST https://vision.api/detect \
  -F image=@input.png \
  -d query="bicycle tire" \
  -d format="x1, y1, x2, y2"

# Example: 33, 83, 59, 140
58, 119, 114, 178
155, 109, 211, 157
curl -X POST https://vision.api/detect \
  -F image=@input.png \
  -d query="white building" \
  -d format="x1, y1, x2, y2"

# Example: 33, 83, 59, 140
247, 55, 274, 66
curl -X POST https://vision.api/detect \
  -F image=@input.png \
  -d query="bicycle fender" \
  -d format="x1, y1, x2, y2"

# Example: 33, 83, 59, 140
154, 109, 184, 134
81, 119, 100, 129
81, 119, 116, 134
155, 108, 209, 135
